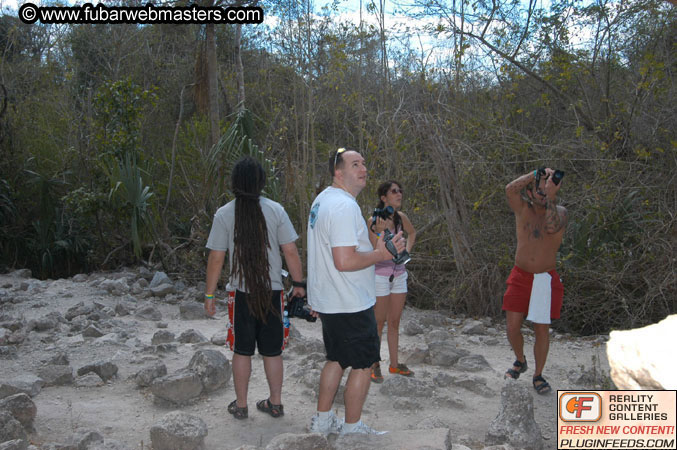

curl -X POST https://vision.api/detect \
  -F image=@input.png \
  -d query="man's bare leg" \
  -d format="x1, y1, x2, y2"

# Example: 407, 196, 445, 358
532, 323, 550, 377
232, 353, 251, 407
317, 361, 344, 412
343, 367, 371, 423
505, 311, 527, 377
262, 355, 283, 405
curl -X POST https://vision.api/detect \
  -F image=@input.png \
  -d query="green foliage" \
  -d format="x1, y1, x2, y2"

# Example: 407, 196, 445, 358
0, 3, 674, 335
94, 78, 158, 163
103, 155, 155, 259
211, 106, 281, 202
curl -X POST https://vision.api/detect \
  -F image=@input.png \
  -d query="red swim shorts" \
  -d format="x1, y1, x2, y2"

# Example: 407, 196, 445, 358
502, 265, 563, 322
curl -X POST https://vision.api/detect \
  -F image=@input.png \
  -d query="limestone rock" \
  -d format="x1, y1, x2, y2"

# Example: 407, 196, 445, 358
427, 341, 469, 367
37, 365, 73, 386
486, 380, 542, 449
403, 320, 424, 336
150, 411, 207, 450
0, 376, 43, 399
0, 410, 26, 444
134, 362, 167, 388
0, 439, 28, 450
77, 361, 118, 382
151, 330, 175, 345
149, 272, 172, 289
151, 370, 203, 405
264, 433, 330, 450
188, 349, 231, 392
462, 319, 486, 335
379, 375, 433, 398
456, 354, 492, 372
151, 284, 175, 297
607, 314, 677, 389
0, 393, 37, 431
179, 302, 206, 320
135, 305, 162, 321
178, 329, 207, 344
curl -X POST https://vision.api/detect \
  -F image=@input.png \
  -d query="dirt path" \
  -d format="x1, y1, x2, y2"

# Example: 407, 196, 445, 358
0, 271, 611, 449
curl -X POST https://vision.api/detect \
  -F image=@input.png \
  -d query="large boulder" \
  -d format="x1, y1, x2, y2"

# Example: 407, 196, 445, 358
150, 411, 207, 450
264, 433, 330, 450
0, 410, 27, 444
0, 375, 43, 399
37, 365, 73, 387
427, 342, 469, 367
77, 361, 118, 382
0, 393, 37, 431
187, 349, 231, 392
151, 370, 203, 405
607, 314, 677, 389
134, 362, 167, 388
486, 380, 542, 449
150, 272, 172, 289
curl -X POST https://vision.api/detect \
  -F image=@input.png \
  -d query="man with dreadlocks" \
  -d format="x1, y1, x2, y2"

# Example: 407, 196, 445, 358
306, 148, 406, 436
204, 156, 305, 420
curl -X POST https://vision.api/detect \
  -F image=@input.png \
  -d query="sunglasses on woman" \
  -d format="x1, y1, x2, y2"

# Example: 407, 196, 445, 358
389, 188, 403, 195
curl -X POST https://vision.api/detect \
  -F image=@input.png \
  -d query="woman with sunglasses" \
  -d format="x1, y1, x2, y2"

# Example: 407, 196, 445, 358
368, 181, 417, 382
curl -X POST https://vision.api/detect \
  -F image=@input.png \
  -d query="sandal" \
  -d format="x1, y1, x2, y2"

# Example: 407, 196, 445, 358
505, 359, 528, 379
389, 363, 414, 377
533, 375, 552, 395
228, 399, 248, 419
256, 398, 284, 418
371, 364, 384, 383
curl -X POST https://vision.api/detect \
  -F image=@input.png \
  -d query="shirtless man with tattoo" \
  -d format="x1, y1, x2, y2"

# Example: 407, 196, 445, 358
503, 167, 567, 394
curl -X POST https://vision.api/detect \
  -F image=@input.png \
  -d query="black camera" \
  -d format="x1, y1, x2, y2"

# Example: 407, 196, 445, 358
552, 170, 564, 185
285, 295, 317, 322
535, 167, 564, 186
383, 229, 411, 265
372, 205, 394, 221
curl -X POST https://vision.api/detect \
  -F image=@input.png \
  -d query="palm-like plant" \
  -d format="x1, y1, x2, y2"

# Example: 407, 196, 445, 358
104, 155, 155, 258
208, 105, 280, 201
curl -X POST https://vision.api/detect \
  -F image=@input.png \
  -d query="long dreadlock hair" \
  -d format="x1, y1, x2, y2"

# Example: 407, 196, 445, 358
230, 156, 275, 323
376, 180, 403, 233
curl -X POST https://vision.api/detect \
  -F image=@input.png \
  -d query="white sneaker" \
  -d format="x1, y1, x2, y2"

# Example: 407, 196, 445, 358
338, 420, 388, 436
308, 411, 341, 435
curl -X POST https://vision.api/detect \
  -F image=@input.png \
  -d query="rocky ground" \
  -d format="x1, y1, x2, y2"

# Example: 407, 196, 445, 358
0, 268, 612, 450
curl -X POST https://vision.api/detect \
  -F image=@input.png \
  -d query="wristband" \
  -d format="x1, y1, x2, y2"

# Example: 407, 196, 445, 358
204, 294, 214, 299
291, 280, 306, 288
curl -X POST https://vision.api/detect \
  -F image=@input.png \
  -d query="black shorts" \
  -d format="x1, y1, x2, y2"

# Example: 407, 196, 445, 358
233, 290, 284, 357
320, 306, 380, 370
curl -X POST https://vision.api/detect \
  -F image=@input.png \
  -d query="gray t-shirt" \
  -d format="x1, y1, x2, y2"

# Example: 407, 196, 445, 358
206, 197, 298, 291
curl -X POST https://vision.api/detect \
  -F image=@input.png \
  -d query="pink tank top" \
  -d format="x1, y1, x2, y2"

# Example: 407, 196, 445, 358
374, 225, 406, 277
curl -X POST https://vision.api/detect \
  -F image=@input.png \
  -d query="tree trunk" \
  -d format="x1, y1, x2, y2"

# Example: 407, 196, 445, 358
206, 23, 220, 146
421, 116, 475, 274
235, 24, 246, 110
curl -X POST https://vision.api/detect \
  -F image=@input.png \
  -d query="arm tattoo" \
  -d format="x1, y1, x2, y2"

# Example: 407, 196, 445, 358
506, 173, 533, 197
544, 200, 564, 233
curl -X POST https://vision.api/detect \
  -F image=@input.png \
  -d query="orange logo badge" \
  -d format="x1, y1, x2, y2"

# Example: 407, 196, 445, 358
559, 392, 602, 422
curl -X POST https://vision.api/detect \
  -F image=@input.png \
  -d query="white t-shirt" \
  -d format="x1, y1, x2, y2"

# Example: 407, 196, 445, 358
206, 197, 298, 291
307, 186, 376, 313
